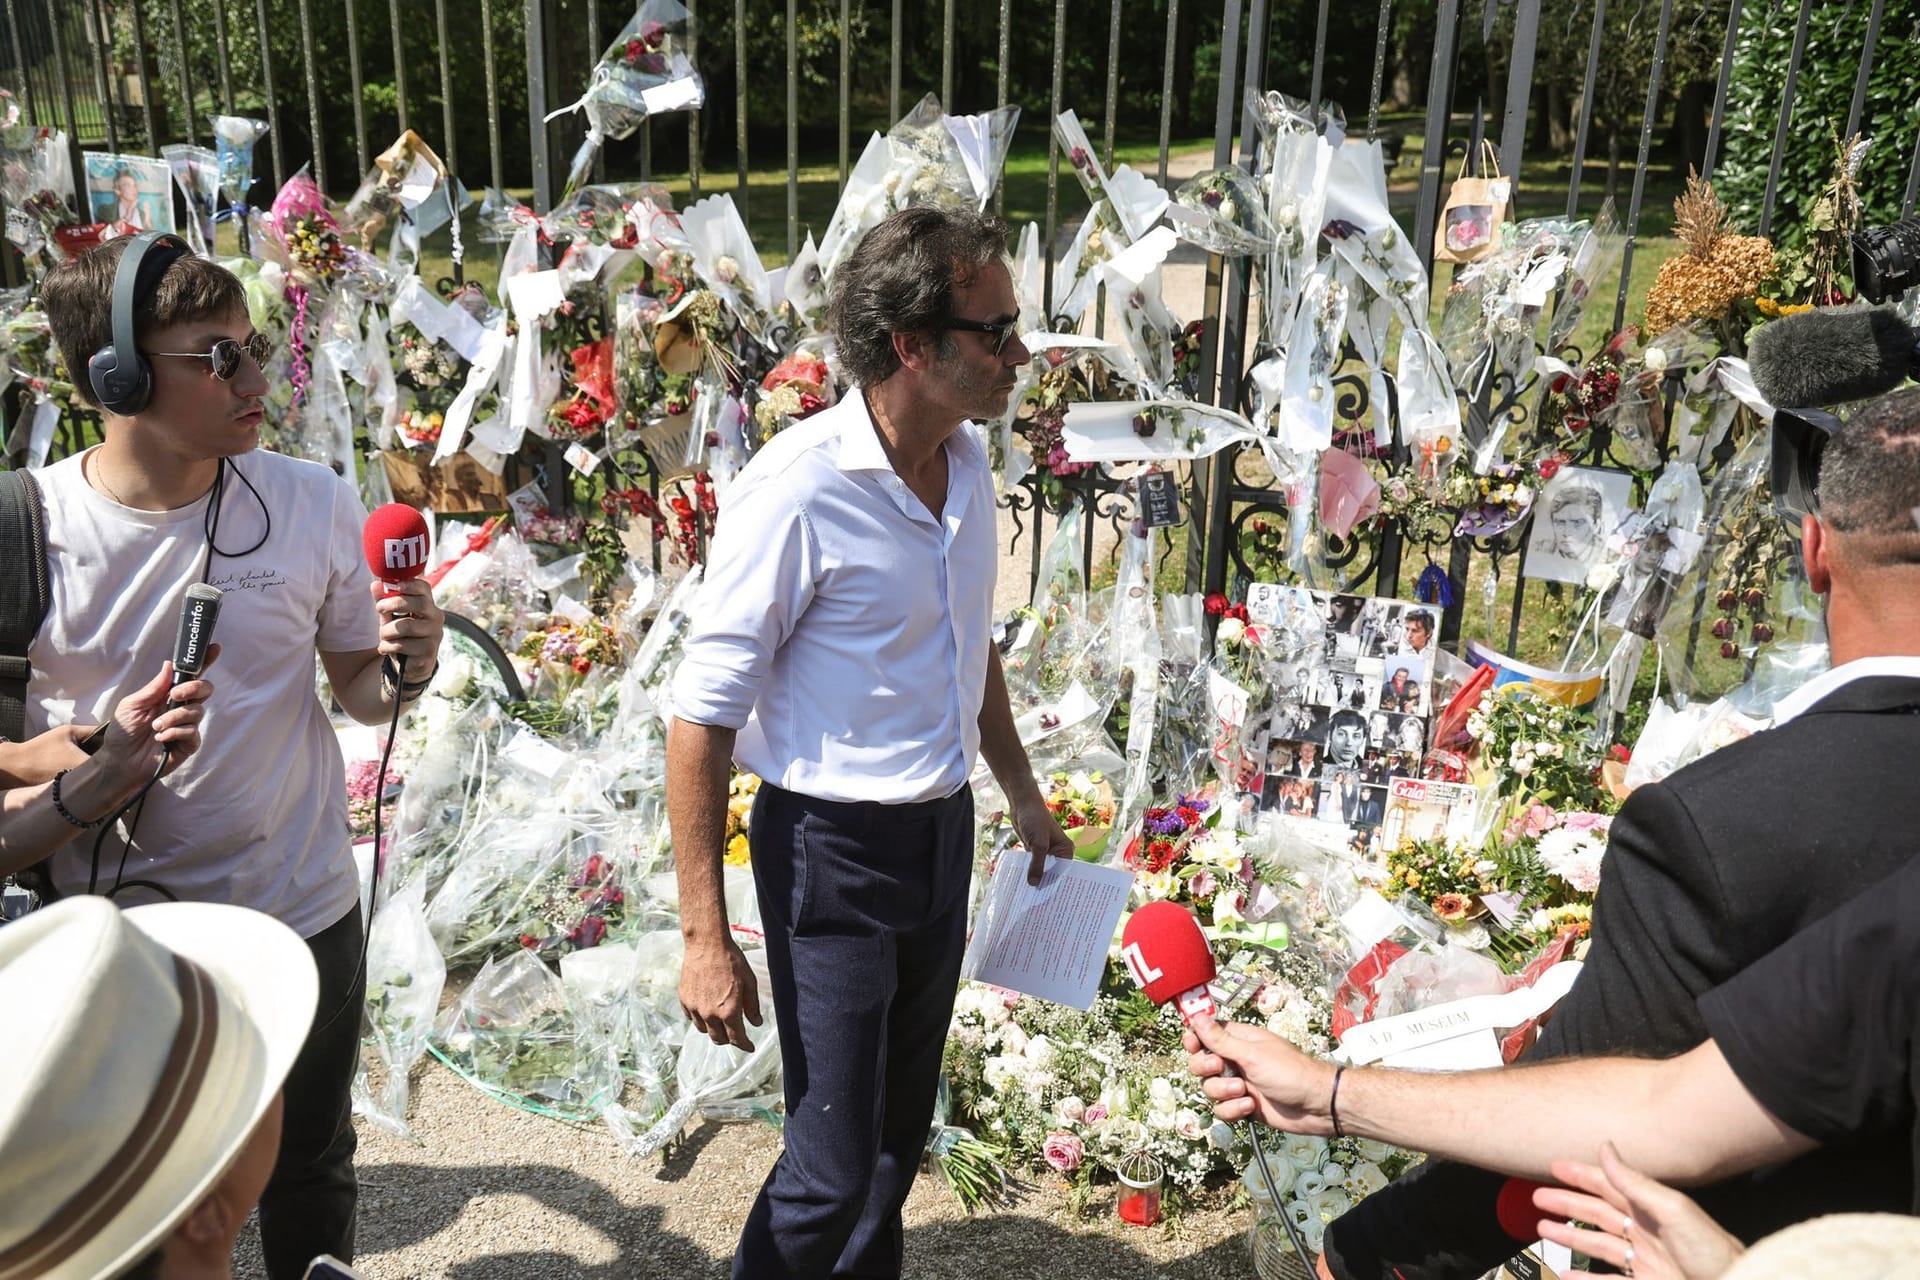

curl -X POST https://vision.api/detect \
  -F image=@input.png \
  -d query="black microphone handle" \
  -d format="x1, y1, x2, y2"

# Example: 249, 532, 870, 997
170, 585, 223, 689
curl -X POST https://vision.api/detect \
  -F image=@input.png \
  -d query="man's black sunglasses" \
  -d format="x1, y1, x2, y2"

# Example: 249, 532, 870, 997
939, 316, 1020, 356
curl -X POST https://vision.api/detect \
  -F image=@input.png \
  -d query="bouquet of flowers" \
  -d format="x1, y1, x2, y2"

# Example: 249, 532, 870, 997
1043, 769, 1117, 860
724, 771, 759, 866
754, 350, 833, 438
1171, 167, 1275, 256
345, 758, 403, 841
551, 0, 704, 196
1464, 687, 1610, 813
431, 948, 623, 1121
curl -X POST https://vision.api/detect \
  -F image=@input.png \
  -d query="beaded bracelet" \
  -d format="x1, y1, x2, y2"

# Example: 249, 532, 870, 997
50, 769, 98, 830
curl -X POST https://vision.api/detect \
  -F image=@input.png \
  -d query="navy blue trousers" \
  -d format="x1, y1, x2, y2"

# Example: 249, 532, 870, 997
734, 781, 973, 1280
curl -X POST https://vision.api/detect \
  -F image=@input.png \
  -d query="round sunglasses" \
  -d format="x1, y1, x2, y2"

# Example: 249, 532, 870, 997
144, 333, 276, 381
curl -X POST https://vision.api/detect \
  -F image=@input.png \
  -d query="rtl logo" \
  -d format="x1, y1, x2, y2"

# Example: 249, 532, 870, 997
384, 534, 428, 571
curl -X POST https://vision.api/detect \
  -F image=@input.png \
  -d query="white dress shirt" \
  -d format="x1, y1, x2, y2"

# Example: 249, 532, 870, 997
1771, 654, 1920, 723
670, 389, 999, 804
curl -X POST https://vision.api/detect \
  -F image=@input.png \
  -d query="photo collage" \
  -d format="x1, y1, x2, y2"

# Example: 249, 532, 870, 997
1239, 587, 1440, 858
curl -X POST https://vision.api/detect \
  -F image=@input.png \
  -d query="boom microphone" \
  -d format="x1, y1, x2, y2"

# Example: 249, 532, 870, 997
361, 503, 432, 595
1746, 305, 1919, 408
170, 583, 223, 690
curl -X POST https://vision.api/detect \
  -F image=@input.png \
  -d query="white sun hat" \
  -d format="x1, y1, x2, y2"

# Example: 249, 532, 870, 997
0, 896, 318, 1280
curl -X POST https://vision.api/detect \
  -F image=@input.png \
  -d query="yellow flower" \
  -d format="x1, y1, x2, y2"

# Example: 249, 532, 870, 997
724, 834, 752, 866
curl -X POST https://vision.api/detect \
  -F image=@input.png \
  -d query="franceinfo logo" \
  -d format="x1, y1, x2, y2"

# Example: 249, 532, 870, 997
174, 584, 223, 678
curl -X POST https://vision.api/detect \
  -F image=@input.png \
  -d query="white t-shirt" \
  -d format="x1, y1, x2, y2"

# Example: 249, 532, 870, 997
27, 447, 378, 936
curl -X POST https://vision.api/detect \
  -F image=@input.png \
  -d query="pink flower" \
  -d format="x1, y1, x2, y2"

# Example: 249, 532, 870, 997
1042, 1132, 1085, 1173
1190, 870, 1219, 898
1084, 1103, 1109, 1124
1562, 812, 1612, 835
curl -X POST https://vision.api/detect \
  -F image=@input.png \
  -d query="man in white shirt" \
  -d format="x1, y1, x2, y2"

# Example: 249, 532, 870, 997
31, 234, 444, 1279
669, 206, 1072, 1279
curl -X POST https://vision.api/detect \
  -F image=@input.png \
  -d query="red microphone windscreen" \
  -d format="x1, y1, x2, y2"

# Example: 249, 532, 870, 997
1119, 900, 1217, 1008
363, 503, 431, 584
1496, 1177, 1553, 1242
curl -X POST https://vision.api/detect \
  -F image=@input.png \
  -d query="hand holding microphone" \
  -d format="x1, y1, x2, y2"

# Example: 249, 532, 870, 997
362, 503, 445, 699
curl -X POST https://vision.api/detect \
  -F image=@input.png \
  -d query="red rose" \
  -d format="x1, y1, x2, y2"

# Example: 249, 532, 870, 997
1203, 592, 1230, 616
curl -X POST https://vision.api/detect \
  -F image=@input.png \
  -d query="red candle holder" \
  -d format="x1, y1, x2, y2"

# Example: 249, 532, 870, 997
1117, 1150, 1164, 1226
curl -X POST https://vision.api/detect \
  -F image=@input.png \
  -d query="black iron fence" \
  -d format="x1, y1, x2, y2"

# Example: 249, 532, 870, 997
4, 0, 1916, 672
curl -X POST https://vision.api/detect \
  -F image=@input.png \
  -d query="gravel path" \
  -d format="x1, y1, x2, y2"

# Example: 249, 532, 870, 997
234, 1060, 1258, 1278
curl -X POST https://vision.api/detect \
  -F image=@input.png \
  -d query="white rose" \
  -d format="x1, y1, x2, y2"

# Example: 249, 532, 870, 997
997, 1023, 1029, 1056
1245, 1150, 1297, 1200
1294, 1169, 1328, 1198
1147, 1107, 1179, 1131
1023, 1033, 1056, 1069
1644, 345, 1670, 373
1148, 1077, 1178, 1111
435, 653, 476, 699
1529, 908, 1554, 933
1254, 984, 1285, 1016
1174, 1108, 1207, 1140
1281, 1134, 1328, 1168
1055, 1095, 1087, 1124
1309, 1187, 1354, 1222
1217, 617, 1246, 646
980, 998, 1010, 1028
1352, 1138, 1395, 1162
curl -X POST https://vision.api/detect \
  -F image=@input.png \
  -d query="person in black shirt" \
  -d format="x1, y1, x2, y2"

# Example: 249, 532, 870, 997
1185, 850, 1920, 1279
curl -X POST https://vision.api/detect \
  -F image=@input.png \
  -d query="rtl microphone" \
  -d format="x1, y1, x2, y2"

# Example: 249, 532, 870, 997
1745, 305, 1919, 408
361, 503, 432, 596
1120, 900, 1219, 1024
1121, 900, 1314, 1269
171, 583, 223, 690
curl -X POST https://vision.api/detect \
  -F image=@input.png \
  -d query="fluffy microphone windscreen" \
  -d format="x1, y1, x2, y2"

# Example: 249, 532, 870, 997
1747, 306, 1917, 408
362, 503, 432, 584
1119, 900, 1217, 1007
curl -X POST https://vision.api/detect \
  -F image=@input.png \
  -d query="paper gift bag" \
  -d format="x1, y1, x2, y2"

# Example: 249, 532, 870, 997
382, 448, 511, 514
1433, 141, 1511, 265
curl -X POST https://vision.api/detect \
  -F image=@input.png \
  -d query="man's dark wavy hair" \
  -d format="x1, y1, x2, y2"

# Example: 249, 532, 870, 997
829, 205, 1011, 388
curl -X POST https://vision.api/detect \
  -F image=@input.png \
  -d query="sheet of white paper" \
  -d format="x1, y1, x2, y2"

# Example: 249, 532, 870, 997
640, 75, 705, 115
397, 153, 439, 208
1335, 961, 1583, 1064
1380, 1028, 1506, 1071
942, 113, 994, 205
961, 856, 1134, 1010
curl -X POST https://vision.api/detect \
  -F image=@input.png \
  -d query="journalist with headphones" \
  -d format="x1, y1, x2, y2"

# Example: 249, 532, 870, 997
18, 232, 445, 1277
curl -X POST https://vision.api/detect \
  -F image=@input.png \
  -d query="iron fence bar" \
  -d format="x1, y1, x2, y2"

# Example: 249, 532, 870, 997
588, 0, 604, 184
1040, 0, 1064, 318
1844, 0, 1885, 142
1413, 0, 1463, 276
1157, 0, 1178, 186
1756, 0, 1813, 240
838, 0, 849, 188
687, 0, 700, 195
482, 0, 505, 192
4, 0, 30, 124
786, 0, 797, 260
1565, 0, 1606, 215
1103, 0, 1121, 172
1611, 0, 1675, 333
1367, 0, 1391, 140
942, 0, 954, 106
435, 0, 457, 272
1905, 121, 1920, 220
888, 0, 899, 123
165, 0, 195, 147
524, 0, 551, 212
211, 0, 235, 114
297, 0, 326, 190
641, 115, 651, 182
79, 0, 115, 155
130, 0, 159, 152
734, 0, 746, 215
995, 0, 1010, 214
1198, 0, 1245, 598
345, 0, 370, 174
389, 0, 409, 132
254, 0, 285, 189
1307, 0, 1331, 110
1697, 0, 1739, 180
1496, 0, 1539, 183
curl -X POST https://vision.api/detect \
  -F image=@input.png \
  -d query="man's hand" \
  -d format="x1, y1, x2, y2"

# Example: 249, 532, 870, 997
98, 650, 219, 782
1183, 1014, 1337, 1133
1535, 1143, 1745, 1280
0, 724, 89, 787
1010, 794, 1074, 886
371, 577, 445, 675
679, 934, 764, 1053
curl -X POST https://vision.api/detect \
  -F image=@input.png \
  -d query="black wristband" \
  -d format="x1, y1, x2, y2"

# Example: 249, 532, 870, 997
1329, 1064, 1348, 1139
51, 769, 98, 829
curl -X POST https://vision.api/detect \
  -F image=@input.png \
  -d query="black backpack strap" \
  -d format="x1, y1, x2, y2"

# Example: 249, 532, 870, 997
0, 466, 50, 745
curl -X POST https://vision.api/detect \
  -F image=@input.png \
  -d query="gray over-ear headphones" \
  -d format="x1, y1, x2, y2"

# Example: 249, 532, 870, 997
86, 230, 192, 416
